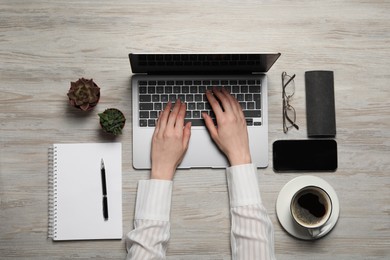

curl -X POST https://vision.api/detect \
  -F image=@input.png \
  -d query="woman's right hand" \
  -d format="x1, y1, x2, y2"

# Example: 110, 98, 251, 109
202, 88, 252, 166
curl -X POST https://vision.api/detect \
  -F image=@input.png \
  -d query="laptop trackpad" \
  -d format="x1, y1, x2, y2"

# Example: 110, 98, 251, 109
179, 128, 228, 169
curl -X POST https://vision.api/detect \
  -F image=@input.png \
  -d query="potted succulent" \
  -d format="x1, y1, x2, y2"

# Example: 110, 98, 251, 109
67, 78, 100, 111
98, 108, 126, 136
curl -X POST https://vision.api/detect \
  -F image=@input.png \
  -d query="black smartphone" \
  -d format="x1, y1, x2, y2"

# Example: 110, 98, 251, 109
273, 139, 338, 172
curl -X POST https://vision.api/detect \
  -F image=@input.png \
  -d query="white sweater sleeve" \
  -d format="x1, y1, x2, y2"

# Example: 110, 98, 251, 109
125, 164, 276, 260
125, 179, 172, 260
226, 164, 276, 260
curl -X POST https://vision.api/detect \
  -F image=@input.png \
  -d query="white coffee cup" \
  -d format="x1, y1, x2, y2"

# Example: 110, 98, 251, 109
290, 186, 333, 238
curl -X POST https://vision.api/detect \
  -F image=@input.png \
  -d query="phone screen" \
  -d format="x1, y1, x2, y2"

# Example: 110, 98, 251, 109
273, 139, 337, 172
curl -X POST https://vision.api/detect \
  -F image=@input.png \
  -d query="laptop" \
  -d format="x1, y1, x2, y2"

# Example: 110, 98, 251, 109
129, 53, 280, 169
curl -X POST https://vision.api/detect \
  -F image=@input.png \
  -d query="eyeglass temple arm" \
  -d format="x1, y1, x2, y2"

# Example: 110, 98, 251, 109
285, 114, 299, 130
283, 74, 296, 89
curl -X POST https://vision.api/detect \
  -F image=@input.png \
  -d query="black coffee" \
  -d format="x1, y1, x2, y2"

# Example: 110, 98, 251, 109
292, 189, 330, 226
298, 193, 326, 218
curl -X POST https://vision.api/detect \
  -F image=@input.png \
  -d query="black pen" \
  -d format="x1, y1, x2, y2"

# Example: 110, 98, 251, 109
101, 158, 109, 220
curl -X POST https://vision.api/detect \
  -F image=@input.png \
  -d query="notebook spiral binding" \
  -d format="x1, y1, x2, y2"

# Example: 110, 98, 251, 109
48, 146, 58, 239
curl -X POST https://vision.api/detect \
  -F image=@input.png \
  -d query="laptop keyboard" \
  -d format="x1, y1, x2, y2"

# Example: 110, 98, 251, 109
138, 79, 262, 127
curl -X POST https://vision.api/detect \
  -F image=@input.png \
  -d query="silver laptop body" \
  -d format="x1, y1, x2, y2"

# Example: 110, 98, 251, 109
129, 53, 280, 169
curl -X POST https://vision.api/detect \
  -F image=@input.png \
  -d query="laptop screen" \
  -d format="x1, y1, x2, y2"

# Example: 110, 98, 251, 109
129, 53, 280, 74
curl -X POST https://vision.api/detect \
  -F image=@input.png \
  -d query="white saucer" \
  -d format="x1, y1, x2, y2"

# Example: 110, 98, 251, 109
276, 176, 340, 240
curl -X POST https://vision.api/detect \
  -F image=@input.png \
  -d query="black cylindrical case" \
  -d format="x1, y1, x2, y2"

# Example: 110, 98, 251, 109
305, 71, 336, 137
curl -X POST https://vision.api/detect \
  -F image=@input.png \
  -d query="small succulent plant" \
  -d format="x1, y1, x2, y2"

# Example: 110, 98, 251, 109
67, 78, 100, 111
99, 108, 126, 136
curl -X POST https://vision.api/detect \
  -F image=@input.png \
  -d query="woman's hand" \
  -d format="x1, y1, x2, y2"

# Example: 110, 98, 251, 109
202, 88, 251, 166
151, 100, 192, 180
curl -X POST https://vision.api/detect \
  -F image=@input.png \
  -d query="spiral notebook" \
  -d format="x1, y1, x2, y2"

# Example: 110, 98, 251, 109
48, 143, 122, 241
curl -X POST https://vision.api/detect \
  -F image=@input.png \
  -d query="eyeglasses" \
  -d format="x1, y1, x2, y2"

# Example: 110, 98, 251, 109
282, 71, 299, 133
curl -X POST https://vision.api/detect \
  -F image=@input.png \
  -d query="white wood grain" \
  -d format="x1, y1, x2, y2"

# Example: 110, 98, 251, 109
1, 0, 389, 259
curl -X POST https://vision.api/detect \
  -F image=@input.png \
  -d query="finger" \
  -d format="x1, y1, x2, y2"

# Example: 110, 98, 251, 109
205, 90, 223, 117
202, 112, 218, 141
220, 88, 238, 113
221, 87, 235, 104
175, 102, 186, 130
153, 112, 161, 136
153, 116, 160, 136
158, 101, 172, 134
176, 121, 192, 167
167, 99, 181, 128
222, 88, 242, 115
182, 121, 192, 150
212, 87, 233, 112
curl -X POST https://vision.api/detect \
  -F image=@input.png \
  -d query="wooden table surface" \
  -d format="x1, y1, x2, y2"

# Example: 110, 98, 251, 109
1, 0, 389, 259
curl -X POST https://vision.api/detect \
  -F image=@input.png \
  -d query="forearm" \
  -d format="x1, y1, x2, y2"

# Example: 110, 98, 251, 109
125, 180, 173, 260
226, 164, 276, 260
